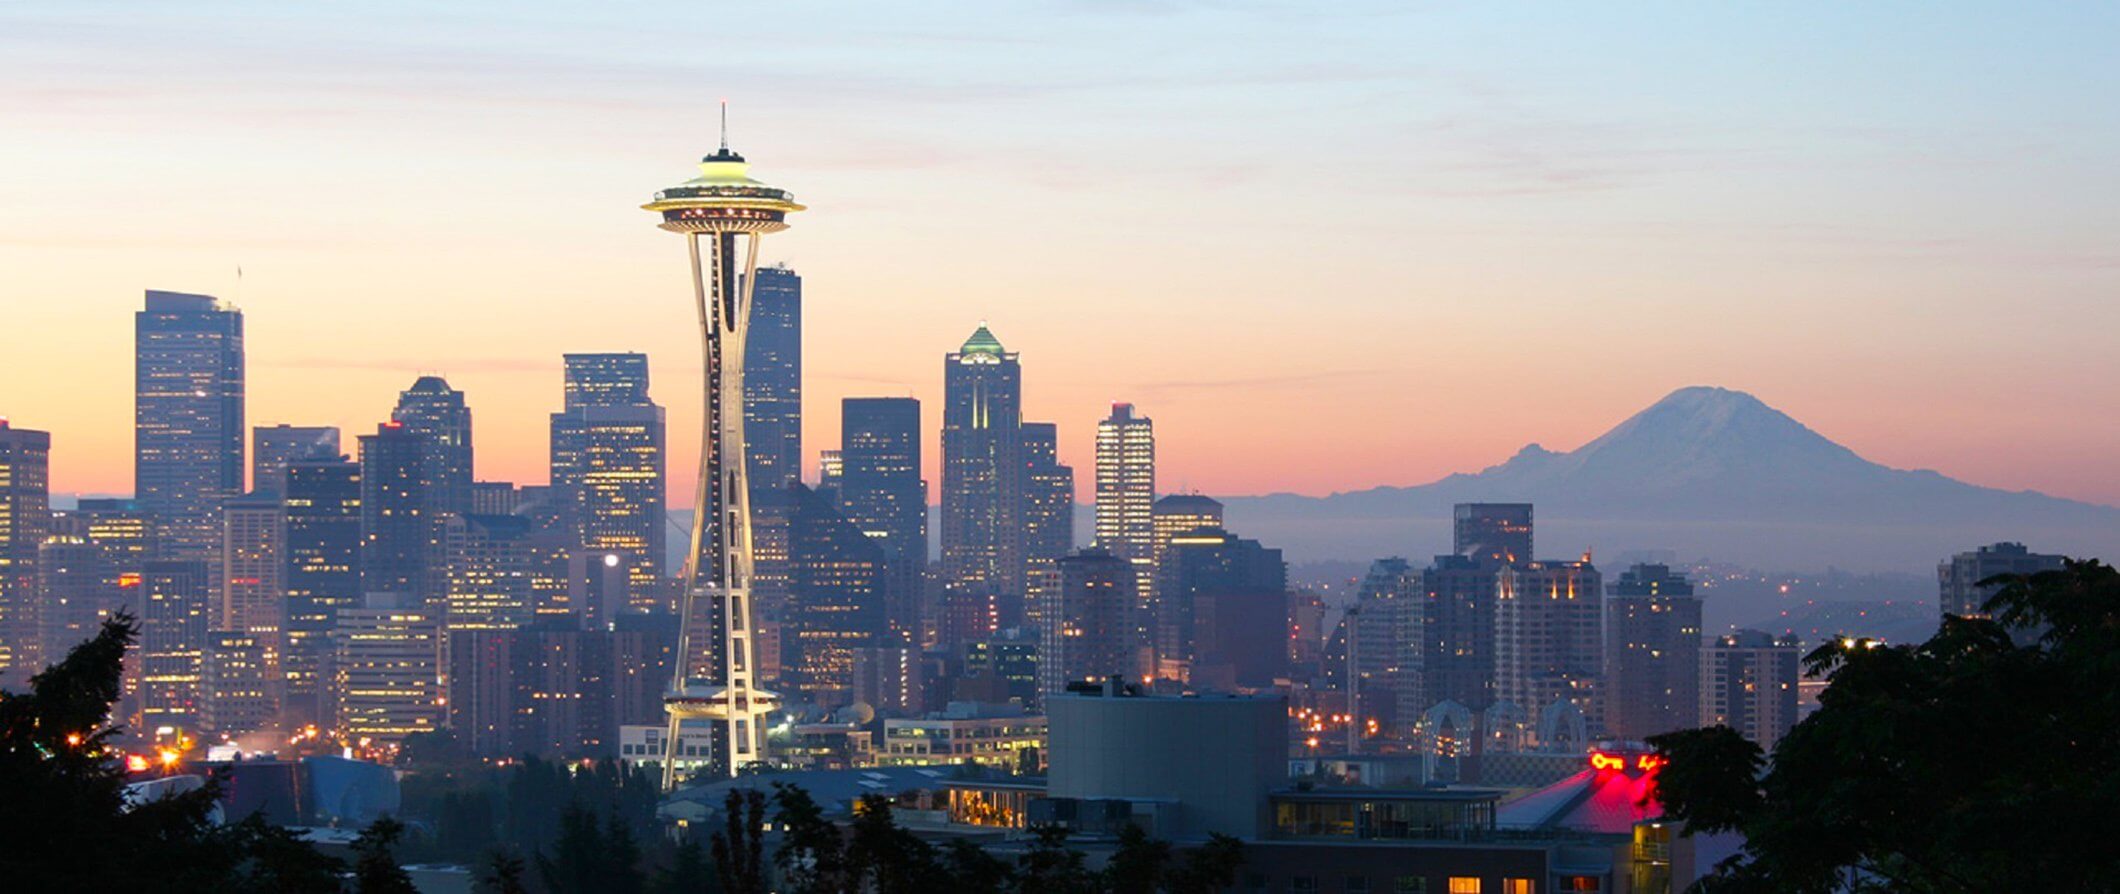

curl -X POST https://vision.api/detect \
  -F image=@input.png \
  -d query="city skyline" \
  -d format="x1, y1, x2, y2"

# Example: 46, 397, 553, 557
5, 4, 2117, 509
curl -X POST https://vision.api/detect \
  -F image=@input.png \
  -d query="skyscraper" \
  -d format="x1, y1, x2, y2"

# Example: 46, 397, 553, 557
745, 264, 803, 495
1702, 630, 1801, 750
140, 559, 212, 731
358, 422, 431, 602
283, 459, 361, 725
838, 397, 926, 643
391, 375, 474, 517
36, 535, 108, 672
1454, 503, 1532, 565
1342, 557, 1421, 735
641, 119, 802, 783
1604, 564, 1702, 740
201, 630, 276, 735
941, 324, 1025, 646
219, 490, 286, 718
1021, 422, 1075, 570
1040, 548, 1140, 694
785, 484, 887, 708
1093, 403, 1155, 569
0, 421, 50, 686
1150, 494, 1223, 580
1492, 559, 1603, 733
136, 290, 244, 558
1939, 542, 2065, 620
251, 425, 340, 495
550, 353, 666, 588
1156, 527, 1287, 689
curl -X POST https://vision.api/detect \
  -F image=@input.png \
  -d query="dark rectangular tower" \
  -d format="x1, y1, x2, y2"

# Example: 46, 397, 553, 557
744, 265, 803, 495
940, 325, 1024, 647
839, 397, 926, 644
135, 290, 244, 559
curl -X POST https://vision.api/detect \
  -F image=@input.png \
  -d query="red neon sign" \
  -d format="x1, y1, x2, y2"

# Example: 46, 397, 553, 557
1589, 751, 1666, 774
1590, 751, 1627, 771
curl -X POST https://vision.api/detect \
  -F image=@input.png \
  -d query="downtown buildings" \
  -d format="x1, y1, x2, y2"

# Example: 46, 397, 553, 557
550, 352, 667, 592
0, 421, 51, 686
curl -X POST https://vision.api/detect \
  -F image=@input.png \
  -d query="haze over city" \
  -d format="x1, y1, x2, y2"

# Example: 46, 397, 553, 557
7, 2, 2118, 513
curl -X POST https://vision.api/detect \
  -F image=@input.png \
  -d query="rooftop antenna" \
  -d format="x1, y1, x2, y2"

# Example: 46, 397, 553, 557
719, 99, 729, 152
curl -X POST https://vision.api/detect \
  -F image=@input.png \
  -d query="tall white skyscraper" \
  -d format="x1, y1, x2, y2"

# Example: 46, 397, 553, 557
1094, 403, 1155, 572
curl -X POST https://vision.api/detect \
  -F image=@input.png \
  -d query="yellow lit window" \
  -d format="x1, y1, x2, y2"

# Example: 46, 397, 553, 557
1449, 880, 1482, 894
1502, 881, 1533, 894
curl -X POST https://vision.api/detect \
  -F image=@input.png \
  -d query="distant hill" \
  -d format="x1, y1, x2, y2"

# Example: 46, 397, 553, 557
1218, 386, 2120, 573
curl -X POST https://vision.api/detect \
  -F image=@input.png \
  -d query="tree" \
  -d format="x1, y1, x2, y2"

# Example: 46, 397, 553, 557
713, 788, 768, 894
1014, 824, 1096, 894
1165, 833, 1245, 894
1651, 560, 2120, 892
224, 813, 346, 894
0, 612, 234, 892
772, 782, 847, 894
944, 837, 1016, 894
353, 816, 420, 894
1102, 823, 1171, 894
477, 850, 531, 894
845, 793, 946, 894
652, 831, 713, 894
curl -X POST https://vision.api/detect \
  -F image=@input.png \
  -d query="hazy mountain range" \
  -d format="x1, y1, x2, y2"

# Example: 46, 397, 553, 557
1218, 386, 2120, 573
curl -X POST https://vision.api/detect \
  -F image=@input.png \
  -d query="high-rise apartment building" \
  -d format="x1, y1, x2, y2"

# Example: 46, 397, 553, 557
838, 398, 926, 644
219, 491, 286, 711
140, 559, 213, 731
391, 376, 474, 518
1454, 503, 1532, 565
0, 421, 50, 685
333, 594, 442, 745
1701, 630, 1800, 749
36, 535, 109, 671
785, 484, 887, 708
251, 425, 339, 495
745, 265, 803, 496
1939, 542, 2065, 620
283, 460, 360, 724
1093, 403, 1155, 572
1493, 560, 1603, 733
1040, 548, 1140, 693
1604, 564, 1702, 740
941, 325, 1025, 646
358, 422, 432, 603
135, 290, 245, 559
1343, 557, 1422, 734
550, 353, 665, 588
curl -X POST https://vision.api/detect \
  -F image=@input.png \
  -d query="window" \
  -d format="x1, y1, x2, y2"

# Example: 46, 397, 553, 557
1290, 876, 1318, 894
1395, 879, 1427, 894
1502, 881, 1533, 894
1448, 880, 1482, 894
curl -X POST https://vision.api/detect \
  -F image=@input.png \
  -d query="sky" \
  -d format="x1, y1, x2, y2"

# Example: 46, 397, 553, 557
4, 2, 2117, 508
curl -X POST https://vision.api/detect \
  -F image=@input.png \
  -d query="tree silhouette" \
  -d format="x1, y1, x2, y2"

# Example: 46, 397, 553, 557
712, 788, 768, 894
476, 850, 531, 894
1652, 559, 2120, 892
352, 816, 420, 894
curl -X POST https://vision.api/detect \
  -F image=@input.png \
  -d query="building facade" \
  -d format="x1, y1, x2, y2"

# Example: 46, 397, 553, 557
550, 352, 666, 589
251, 425, 339, 495
0, 421, 50, 685
1701, 629, 1800, 750
1492, 560, 1603, 736
135, 290, 245, 560
1603, 563, 1702, 740
283, 460, 361, 725
1040, 548, 1140, 693
940, 325, 1025, 646
1093, 403, 1155, 569
838, 397, 926, 645
1939, 542, 2065, 620
744, 265, 803, 497
785, 484, 888, 707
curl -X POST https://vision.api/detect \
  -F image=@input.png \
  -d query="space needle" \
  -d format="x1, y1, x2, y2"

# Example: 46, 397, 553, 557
643, 106, 804, 787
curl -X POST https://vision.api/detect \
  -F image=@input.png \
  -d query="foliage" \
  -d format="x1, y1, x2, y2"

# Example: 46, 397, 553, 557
1016, 824, 1098, 894
353, 816, 420, 894
0, 613, 237, 891
536, 802, 649, 894
1651, 560, 2120, 893
477, 850, 532, 894
713, 788, 769, 894
772, 781, 848, 894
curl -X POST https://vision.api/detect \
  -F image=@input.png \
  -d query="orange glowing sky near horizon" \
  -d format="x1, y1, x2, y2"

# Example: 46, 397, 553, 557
3, 4, 2117, 508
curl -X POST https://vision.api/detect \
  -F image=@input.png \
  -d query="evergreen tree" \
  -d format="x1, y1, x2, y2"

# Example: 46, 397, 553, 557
713, 789, 768, 894
1102, 823, 1172, 894
653, 831, 714, 894
477, 849, 531, 894
1015, 824, 1096, 894
352, 816, 420, 894
772, 782, 847, 894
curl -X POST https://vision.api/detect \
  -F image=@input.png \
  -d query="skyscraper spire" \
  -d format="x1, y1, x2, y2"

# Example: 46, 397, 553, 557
719, 99, 729, 152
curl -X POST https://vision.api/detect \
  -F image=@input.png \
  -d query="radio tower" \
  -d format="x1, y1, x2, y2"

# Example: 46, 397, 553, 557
643, 105, 804, 787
